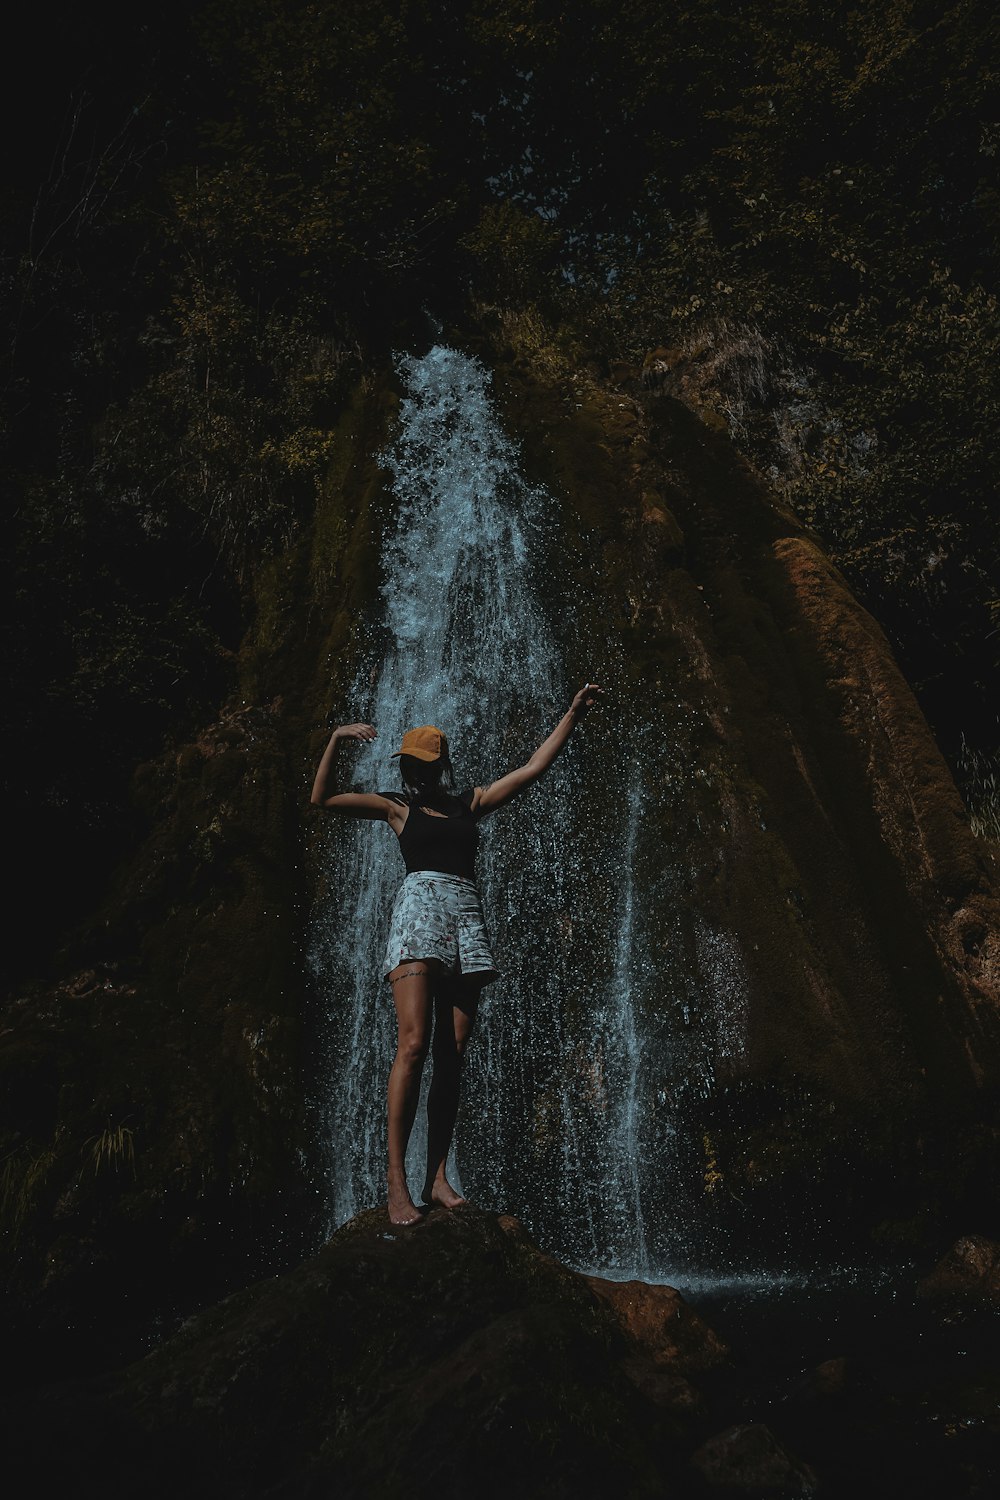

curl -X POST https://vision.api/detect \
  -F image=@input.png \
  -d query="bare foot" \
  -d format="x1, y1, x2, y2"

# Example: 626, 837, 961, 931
387, 1171, 424, 1226
421, 1175, 467, 1210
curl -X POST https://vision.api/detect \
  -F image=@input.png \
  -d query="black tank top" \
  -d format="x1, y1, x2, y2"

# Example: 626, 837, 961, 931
393, 788, 482, 880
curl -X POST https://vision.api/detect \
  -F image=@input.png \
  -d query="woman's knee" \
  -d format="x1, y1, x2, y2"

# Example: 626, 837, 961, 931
395, 1029, 431, 1069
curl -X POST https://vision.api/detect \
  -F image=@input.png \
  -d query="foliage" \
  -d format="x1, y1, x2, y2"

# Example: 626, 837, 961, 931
520, 0, 1000, 765
0, 1135, 61, 1244
86, 1122, 137, 1178
4, 0, 998, 973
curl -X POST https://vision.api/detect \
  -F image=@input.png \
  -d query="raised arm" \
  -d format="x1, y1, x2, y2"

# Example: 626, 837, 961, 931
310, 722, 401, 821
475, 682, 604, 817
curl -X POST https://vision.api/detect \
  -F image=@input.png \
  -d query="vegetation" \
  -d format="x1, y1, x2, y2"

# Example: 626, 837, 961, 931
3, 0, 997, 975
0, 1136, 60, 1244
86, 1122, 137, 1178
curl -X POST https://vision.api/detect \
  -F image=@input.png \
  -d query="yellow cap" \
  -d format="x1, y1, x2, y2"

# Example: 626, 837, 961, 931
389, 725, 448, 762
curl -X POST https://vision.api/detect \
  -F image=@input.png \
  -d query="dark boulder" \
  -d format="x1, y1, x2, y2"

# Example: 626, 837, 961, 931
9, 1203, 728, 1499
690, 1422, 819, 1496
917, 1234, 1000, 1308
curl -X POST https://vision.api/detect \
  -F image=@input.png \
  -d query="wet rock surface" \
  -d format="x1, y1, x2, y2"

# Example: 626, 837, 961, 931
8, 1205, 722, 1499
503, 344, 1000, 1255
917, 1234, 1000, 1309
7, 1207, 1000, 1500
690, 1421, 818, 1495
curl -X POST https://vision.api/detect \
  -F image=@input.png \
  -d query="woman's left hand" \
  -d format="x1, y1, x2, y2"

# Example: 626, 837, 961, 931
570, 681, 605, 719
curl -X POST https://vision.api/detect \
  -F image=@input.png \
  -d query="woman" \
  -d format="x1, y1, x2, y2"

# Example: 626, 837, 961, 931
310, 681, 604, 1225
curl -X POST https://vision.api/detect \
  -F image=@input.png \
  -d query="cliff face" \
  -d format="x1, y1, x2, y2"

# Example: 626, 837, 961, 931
486, 331, 1000, 1251
0, 376, 399, 1364
504, 344, 1000, 1079
2, 321, 999, 1361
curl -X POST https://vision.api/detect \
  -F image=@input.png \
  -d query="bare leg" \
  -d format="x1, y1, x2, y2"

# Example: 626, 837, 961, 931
386, 962, 434, 1225
422, 976, 483, 1209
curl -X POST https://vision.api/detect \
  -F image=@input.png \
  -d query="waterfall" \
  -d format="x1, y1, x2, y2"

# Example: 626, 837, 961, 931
307, 343, 743, 1277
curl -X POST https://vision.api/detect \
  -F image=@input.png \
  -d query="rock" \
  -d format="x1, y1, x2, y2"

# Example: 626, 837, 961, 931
690, 1422, 819, 1495
641, 346, 684, 389
584, 1275, 729, 1372
917, 1234, 1000, 1305
811, 1356, 849, 1397
776, 1354, 851, 1408
9, 1204, 726, 1498
584, 1275, 728, 1416
639, 488, 686, 561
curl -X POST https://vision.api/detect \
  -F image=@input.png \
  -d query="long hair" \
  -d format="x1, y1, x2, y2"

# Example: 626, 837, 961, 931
398, 752, 456, 804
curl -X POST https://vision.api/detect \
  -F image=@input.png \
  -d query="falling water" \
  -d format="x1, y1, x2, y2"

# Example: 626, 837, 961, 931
307, 344, 749, 1277
308, 344, 570, 1229
587, 758, 652, 1277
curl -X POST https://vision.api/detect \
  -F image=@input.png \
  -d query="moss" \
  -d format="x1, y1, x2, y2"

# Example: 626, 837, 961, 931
238, 370, 396, 713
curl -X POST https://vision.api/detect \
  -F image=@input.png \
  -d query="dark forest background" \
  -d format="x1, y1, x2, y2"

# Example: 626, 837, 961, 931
4, 0, 998, 984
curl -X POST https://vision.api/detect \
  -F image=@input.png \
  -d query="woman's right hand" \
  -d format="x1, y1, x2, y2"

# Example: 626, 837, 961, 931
312, 722, 377, 808
335, 722, 377, 743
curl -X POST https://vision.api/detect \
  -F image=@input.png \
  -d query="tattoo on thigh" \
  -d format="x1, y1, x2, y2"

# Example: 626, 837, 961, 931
390, 966, 427, 984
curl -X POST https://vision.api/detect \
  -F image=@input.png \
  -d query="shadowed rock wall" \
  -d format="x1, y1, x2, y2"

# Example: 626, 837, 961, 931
0, 375, 398, 1368
482, 326, 1000, 1246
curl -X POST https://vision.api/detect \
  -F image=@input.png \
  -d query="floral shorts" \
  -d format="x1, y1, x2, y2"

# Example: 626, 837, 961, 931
382, 871, 499, 986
